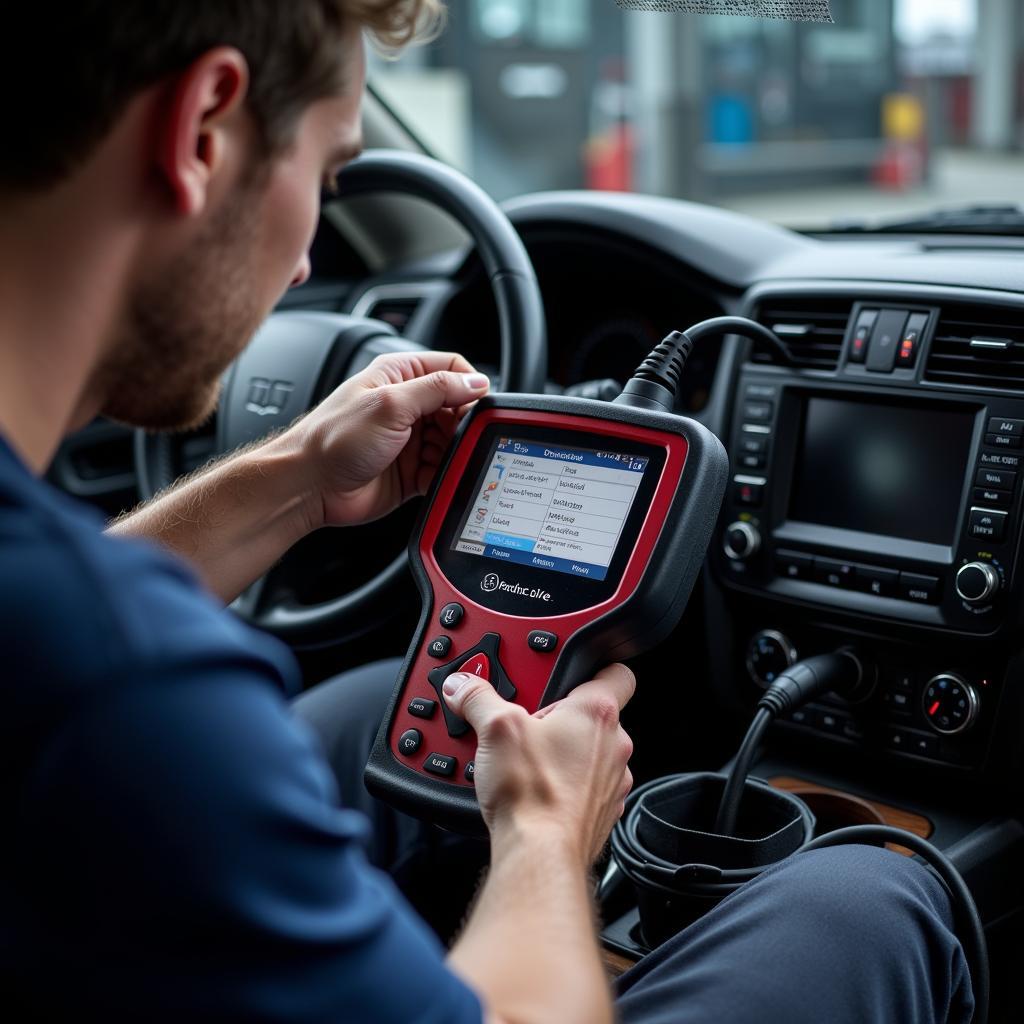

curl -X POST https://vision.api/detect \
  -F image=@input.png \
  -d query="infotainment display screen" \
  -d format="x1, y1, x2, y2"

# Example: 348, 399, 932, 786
788, 398, 974, 546
452, 437, 650, 581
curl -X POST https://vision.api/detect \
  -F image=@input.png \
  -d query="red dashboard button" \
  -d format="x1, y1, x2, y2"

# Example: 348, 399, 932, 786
458, 652, 491, 680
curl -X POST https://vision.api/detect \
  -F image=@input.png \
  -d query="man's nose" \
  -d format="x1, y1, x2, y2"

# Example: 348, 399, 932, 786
290, 253, 312, 288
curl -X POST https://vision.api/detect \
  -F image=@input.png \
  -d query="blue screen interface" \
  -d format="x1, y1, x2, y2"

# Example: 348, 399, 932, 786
453, 438, 649, 581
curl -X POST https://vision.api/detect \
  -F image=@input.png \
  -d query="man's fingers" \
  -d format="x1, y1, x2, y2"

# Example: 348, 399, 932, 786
442, 672, 515, 735
386, 370, 489, 423
367, 349, 479, 383
568, 663, 637, 714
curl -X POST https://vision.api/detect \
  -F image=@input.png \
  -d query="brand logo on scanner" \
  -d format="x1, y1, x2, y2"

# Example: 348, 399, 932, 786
480, 572, 552, 602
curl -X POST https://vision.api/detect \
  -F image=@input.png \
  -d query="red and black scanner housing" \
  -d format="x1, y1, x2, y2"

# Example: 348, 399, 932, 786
365, 393, 729, 832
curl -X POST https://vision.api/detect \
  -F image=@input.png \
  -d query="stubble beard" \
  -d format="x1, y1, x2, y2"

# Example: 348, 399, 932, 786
96, 181, 270, 433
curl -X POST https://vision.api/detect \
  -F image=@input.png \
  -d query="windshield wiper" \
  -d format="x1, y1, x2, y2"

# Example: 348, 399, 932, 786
826, 203, 1024, 236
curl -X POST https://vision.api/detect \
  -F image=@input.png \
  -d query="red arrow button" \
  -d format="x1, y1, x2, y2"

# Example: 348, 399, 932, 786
458, 653, 491, 680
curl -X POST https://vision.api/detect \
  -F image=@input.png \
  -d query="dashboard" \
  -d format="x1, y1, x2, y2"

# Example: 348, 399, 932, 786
344, 191, 1024, 813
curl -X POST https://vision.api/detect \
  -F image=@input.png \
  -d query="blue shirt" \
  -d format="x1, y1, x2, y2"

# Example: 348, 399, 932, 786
0, 434, 482, 1023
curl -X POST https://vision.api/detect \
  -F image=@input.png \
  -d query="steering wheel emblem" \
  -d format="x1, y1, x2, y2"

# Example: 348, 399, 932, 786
481, 572, 500, 593
245, 377, 294, 416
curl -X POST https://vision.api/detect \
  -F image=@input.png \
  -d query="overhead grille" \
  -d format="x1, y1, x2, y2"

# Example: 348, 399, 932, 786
748, 296, 852, 370
924, 303, 1024, 392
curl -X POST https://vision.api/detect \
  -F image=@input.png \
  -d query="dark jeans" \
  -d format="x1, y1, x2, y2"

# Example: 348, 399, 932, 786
293, 659, 974, 1024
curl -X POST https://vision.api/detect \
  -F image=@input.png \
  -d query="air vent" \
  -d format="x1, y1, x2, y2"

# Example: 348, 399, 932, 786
748, 296, 853, 370
367, 296, 422, 332
924, 303, 1024, 392
349, 285, 429, 335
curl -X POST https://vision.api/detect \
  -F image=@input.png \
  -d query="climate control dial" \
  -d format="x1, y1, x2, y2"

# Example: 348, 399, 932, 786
922, 674, 979, 735
746, 630, 797, 688
955, 562, 1000, 605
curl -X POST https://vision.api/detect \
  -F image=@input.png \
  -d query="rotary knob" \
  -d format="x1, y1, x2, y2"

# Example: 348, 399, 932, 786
746, 630, 797, 688
724, 521, 761, 561
922, 674, 980, 735
955, 562, 1000, 605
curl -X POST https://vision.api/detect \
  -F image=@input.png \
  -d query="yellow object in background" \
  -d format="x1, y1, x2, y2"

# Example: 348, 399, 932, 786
883, 93, 925, 143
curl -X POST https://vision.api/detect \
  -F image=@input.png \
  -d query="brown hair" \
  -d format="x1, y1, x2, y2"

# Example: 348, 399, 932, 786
0, 0, 443, 191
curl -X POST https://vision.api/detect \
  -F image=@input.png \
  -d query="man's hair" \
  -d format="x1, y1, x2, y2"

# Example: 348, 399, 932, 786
0, 0, 442, 192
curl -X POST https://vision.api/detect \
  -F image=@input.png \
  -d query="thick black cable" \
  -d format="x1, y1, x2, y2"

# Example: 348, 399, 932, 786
715, 652, 860, 836
802, 826, 989, 1024
614, 316, 793, 412
713, 706, 772, 835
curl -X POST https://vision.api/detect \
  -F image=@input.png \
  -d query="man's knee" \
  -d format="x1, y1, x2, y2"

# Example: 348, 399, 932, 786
748, 845, 973, 1021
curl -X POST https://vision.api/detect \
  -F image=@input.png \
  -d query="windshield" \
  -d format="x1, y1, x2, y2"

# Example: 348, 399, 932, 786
369, 0, 1024, 233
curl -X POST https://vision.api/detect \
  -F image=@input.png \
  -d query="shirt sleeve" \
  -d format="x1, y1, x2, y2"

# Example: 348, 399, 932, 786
19, 663, 484, 1024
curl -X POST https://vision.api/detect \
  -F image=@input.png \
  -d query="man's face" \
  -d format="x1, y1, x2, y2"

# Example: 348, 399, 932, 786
98, 31, 366, 432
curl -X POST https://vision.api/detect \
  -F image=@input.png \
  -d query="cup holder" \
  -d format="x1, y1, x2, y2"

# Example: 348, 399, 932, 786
783, 785, 886, 837
611, 772, 815, 947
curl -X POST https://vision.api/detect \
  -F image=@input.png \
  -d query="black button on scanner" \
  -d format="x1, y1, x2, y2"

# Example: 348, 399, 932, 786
398, 729, 422, 755
423, 752, 457, 778
439, 603, 464, 629
527, 630, 559, 653
427, 635, 451, 658
408, 697, 436, 720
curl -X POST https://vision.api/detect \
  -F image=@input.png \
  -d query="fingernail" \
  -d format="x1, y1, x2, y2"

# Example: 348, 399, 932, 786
464, 374, 489, 391
443, 672, 472, 697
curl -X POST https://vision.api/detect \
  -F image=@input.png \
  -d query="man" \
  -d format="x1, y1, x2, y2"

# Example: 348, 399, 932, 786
0, 2, 973, 1021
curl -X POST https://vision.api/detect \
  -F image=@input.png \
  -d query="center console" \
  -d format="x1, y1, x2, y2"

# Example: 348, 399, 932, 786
711, 287, 1024, 776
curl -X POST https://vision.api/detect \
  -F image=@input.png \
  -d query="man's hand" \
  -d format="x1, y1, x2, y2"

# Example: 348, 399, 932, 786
286, 350, 489, 530
442, 664, 635, 866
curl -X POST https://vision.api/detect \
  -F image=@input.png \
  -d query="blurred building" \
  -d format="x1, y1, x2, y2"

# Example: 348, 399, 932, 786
370, 0, 1024, 205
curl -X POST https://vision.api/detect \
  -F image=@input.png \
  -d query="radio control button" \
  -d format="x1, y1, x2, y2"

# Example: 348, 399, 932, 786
969, 508, 1007, 542
527, 630, 558, 653
439, 603, 464, 628
745, 383, 777, 400
976, 467, 1016, 489
972, 487, 1011, 508
979, 451, 1021, 468
854, 564, 899, 597
408, 697, 437, 720
423, 752, 457, 778
739, 452, 765, 470
743, 400, 774, 422
956, 562, 1000, 604
899, 572, 940, 604
427, 635, 451, 658
775, 548, 812, 580
814, 558, 855, 588
464, 761, 476, 783
398, 729, 422, 755
987, 417, 1024, 437
738, 435, 768, 455
985, 432, 1022, 450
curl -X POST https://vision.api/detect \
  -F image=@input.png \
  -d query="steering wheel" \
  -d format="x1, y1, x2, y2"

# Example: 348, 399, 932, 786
135, 150, 547, 646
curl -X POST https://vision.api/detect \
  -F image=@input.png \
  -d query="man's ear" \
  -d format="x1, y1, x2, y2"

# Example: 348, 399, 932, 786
156, 47, 251, 216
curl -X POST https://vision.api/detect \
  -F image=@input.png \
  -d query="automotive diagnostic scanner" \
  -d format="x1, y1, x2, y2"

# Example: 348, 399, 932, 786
365, 318, 783, 832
